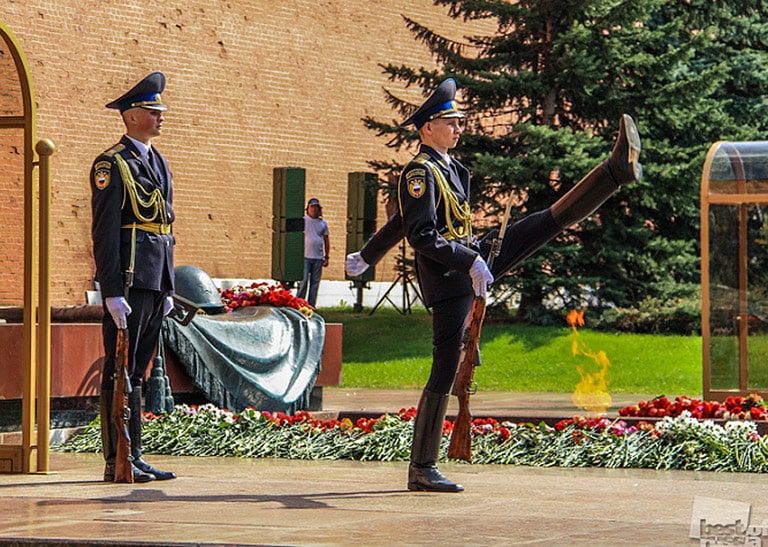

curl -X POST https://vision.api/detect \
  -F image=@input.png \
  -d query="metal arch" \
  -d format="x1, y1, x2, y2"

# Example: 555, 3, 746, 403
0, 19, 55, 474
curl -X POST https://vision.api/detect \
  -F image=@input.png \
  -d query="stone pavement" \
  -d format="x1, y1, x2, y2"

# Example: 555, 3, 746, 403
2, 389, 767, 547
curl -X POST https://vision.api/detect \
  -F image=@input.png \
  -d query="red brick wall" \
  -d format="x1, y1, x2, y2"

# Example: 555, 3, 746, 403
0, 40, 25, 306
0, 1, 492, 306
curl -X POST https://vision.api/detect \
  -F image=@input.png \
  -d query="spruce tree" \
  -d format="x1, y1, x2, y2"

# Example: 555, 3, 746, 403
364, 0, 768, 322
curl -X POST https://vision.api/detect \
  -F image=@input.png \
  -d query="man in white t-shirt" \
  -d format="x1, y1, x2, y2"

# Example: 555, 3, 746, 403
297, 197, 330, 306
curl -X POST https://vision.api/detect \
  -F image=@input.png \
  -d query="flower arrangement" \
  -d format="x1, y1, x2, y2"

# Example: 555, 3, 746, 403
219, 282, 314, 317
56, 398, 768, 472
618, 393, 768, 420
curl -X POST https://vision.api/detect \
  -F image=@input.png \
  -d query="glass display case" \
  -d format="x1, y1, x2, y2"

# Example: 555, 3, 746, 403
701, 141, 768, 400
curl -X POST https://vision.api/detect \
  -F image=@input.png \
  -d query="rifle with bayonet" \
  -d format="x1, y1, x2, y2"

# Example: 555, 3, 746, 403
448, 197, 513, 462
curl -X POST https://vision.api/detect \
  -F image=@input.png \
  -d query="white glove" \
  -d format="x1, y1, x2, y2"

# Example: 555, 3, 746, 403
469, 256, 494, 298
345, 251, 370, 277
105, 296, 132, 329
163, 295, 174, 316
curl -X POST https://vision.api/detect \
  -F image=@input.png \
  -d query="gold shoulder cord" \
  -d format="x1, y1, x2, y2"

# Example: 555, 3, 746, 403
114, 154, 168, 225
423, 158, 472, 242
429, 162, 471, 241
398, 157, 472, 242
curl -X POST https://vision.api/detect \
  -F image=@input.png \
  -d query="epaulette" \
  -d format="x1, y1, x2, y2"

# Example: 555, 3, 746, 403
103, 143, 125, 158
412, 152, 431, 164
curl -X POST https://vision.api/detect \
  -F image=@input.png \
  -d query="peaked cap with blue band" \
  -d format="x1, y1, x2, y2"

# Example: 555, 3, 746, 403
401, 78, 465, 129
106, 71, 168, 113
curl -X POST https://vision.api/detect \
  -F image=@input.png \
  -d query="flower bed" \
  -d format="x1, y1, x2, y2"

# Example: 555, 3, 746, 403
219, 282, 313, 317
618, 393, 768, 420
56, 400, 768, 472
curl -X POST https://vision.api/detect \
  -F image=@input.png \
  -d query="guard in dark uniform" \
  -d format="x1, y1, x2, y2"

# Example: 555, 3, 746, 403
345, 78, 642, 492
91, 71, 177, 483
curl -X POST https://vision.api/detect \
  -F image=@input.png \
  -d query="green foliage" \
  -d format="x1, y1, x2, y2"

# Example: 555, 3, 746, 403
57, 403, 768, 472
595, 291, 702, 335
57, 408, 415, 462
363, 0, 768, 319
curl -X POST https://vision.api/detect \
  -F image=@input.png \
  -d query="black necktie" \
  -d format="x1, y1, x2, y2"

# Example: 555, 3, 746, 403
448, 160, 460, 181
147, 148, 164, 185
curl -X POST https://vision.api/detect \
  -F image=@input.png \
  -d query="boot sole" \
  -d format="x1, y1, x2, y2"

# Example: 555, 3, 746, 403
133, 459, 177, 480
408, 482, 464, 493
622, 114, 642, 177
148, 472, 176, 480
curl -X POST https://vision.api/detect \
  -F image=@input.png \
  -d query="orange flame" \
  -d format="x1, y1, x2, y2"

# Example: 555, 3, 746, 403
566, 309, 611, 415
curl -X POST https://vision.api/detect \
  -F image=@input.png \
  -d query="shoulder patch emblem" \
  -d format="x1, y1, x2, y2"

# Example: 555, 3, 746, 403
407, 177, 425, 199
93, 160, 112, 190
405, 168, 427, 199
406, 168, 425, 180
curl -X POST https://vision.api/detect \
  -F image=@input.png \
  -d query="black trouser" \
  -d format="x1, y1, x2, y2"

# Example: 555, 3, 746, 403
425, 293, 475, 394
424, 209, 561, 394
481, 208, 562, 280
101, 288, 168, 390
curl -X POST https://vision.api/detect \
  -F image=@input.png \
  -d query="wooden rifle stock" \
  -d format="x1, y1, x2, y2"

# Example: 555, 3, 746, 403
447, 296, 486, 462
113, 328, 133, 483
448, 194, 511, 461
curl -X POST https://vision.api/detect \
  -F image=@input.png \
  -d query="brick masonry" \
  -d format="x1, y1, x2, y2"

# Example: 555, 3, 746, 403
0, 1, 493, 306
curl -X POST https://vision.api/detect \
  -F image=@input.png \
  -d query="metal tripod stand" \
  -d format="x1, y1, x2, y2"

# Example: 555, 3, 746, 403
369, 238, 426, 316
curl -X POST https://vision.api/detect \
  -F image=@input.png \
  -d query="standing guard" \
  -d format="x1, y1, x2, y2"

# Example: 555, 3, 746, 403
90, 71, 178, 483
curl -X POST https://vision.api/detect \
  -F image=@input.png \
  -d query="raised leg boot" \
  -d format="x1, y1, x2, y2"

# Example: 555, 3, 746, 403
129, 385, 176, 481
100, 390, 116, 482
604, 113, 642, 186
549, 114, 642, 229
408, 390, 463, 492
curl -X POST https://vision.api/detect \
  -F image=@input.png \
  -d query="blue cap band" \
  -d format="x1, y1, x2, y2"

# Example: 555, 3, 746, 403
119, 92, 166, 113
415, 100, 462, 129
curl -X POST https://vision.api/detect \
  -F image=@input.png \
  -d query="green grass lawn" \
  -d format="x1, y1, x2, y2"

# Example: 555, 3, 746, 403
318, 307, 703, 397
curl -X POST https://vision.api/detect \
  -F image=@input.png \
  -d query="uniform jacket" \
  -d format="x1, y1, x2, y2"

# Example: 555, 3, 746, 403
90, 135, 175, 298
361, 145, 478, 306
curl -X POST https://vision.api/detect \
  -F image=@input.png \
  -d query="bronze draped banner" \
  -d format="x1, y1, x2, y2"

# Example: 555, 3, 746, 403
162, 306, 324, 413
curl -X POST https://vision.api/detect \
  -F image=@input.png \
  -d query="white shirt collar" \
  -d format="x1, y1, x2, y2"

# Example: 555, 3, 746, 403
125, 135, 151, 158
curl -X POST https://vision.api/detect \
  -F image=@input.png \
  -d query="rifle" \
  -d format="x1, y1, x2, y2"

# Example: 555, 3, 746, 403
113, 328, 133, 483
447, 197, 513, 462
447, 297, 486, 461
108, 226, 137, 483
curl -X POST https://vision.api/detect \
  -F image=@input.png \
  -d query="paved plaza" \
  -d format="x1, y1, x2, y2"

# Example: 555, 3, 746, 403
1, 389, 765, 546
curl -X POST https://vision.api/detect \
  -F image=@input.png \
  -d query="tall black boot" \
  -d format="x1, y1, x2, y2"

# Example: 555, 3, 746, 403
408, 390, 463, 492
129, 385, 176, 481
100, 390, 116, 482
549, 114, 642, 228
